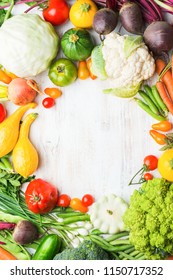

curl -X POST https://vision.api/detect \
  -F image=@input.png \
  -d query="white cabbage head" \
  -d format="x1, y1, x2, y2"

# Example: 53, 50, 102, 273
0, 14, 59, 77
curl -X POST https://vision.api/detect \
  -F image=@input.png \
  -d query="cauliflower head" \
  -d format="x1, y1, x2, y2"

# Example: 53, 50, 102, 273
91, 32, 155, 98
123, 178, 173, 260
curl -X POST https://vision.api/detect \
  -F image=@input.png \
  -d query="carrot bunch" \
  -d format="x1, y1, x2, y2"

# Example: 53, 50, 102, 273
155, 58, 173, 115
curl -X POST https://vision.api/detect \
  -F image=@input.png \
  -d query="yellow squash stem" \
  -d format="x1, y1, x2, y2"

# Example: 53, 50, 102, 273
0, 102, 37, 158
0, 85, 8, 99
12, 113, 39, 177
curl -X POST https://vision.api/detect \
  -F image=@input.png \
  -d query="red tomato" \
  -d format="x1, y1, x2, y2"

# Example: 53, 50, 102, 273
0, 103, 7, 123
42, 97, 55, 108
143, 173, 153, 181
143, 155, 158, 171
43, 0, 69, 26
70, 198, 88, 213
82, 194, 95, 207
25, 178, 58, 214
57, 194, 71, 207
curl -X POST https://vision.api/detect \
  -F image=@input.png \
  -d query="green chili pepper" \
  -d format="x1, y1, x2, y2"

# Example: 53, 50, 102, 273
32, 234, 62, 260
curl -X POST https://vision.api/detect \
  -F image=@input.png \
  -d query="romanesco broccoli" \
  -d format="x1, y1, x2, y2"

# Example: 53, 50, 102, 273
123, 178, 173, 260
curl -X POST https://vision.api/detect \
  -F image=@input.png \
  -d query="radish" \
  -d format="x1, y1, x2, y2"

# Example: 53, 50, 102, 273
8, 78, 40, 106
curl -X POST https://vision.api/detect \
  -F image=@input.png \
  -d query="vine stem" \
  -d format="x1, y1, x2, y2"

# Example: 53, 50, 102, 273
0, 0, 45, 10
24, 0, 47, 13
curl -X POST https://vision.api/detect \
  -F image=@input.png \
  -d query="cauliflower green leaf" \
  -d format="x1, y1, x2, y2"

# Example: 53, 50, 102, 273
103, 83, 141, 98
91, 45, 107, 80
124, 35, 144, 59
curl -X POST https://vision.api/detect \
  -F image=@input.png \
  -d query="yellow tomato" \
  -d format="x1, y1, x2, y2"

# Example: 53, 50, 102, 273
69, 0, 98, 28
158, 149, 173, 181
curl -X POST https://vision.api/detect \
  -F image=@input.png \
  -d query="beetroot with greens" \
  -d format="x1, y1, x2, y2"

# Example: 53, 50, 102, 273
120, 2, 144, 34
93, 0, 163, 23
143, 21, 173, 54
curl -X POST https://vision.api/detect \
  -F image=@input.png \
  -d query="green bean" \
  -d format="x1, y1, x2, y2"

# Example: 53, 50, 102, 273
110, 239, 131, 246
137, 255, 146, 260
135, 252, 146, 259
143, 85, 159, 108
151, 85, 168, 117
130, 250, 141, 257
90, 235, 134, 252
134, 98, 167, 121
56, 212, 87, 218
119, 252, 136, 260
106, 231, 129, 242
138, 90, 160, 115
124, 247, 135, 254
51, 207, 76, 214
58, 214, 90, 225
90, 229, 103, 235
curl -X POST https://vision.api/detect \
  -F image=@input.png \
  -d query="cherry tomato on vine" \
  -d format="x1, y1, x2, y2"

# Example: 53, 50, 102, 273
82, 194, 95, 207
57, 194, 71, 207
43, 0, 69, 26
0, 103, 7, 123
42, 97, 55, 108
143, 155, 158, 171
143, 173, 153, 181
70, 198, 88, 213
129, 155, 158, 185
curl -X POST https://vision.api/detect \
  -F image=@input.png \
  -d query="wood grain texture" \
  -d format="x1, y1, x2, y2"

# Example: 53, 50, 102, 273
7, 4, 166, 203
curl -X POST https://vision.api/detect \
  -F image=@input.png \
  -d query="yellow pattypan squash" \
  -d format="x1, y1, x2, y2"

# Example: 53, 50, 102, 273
70, 0, 98, 28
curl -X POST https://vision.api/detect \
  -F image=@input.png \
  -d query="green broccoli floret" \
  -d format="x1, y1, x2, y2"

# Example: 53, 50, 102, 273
123, 178, 173, 260
53, 240, 110, 260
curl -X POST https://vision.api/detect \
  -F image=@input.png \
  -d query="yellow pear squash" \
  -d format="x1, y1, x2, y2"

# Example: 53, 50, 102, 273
12, 113, 39, 177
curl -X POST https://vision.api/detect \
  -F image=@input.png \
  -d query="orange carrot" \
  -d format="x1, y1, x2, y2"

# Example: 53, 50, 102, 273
155, 58, 173, 102
0, 69, 12, 84
172, 54, 173, 78
0, 247, 17, 260
156, 81, 173, 115
3, 69, 18, 80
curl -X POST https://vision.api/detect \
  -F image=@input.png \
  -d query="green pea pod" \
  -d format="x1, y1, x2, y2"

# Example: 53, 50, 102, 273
32, 234, 61, 260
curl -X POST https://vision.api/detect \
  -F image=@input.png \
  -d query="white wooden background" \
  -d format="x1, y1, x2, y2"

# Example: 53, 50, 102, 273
6, 3, 167, 204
